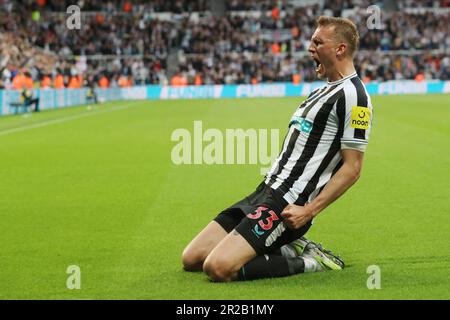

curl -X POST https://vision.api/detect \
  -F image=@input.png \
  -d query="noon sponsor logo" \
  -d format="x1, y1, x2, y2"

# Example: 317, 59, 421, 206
351, 106, 371, 129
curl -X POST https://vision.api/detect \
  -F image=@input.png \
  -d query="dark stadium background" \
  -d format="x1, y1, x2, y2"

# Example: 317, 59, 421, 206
1, 0, 448, 90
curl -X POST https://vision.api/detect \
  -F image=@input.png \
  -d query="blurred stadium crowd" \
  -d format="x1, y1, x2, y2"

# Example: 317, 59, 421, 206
0, 0, 449, 89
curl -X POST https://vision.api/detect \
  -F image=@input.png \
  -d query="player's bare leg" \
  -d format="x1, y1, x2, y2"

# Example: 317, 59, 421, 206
202, 232, 345, 282
182, 221, 228, 271
203, 230, 257, 282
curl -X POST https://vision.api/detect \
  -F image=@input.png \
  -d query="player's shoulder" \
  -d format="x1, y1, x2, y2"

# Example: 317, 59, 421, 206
342, 74, 372, 107
306, 86, 323, 98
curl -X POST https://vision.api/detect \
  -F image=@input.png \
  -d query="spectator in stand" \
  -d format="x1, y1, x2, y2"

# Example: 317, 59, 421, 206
41, 74, 52, 88
98, 75, 110, 88
54, 73, 65, 89
170, 71, 188, 86
0, 0, 448, 87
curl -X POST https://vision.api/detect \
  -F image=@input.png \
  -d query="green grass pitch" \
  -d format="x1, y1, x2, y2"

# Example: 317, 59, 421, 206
0, 94, 449, 299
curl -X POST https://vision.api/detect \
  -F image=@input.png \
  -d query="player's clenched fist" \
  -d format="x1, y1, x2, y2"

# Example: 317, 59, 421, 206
281, 204, 314, 229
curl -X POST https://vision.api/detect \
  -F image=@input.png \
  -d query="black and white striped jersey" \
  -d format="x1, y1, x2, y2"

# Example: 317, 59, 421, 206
264, 72, 373, 205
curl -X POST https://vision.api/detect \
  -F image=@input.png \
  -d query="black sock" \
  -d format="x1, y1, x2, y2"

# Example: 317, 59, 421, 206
238, 255, 305, 281
271, 248, 282, 255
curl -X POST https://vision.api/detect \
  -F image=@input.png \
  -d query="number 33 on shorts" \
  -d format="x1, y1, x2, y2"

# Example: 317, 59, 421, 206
246, 206, 280, 235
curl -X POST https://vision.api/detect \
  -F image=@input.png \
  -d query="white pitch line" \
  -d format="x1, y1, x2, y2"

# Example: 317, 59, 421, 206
0, 104, 132, 137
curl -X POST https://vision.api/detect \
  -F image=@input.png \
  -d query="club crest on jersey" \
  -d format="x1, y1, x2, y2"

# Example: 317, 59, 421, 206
351, 106, 371, 130
289, 116, 313, 134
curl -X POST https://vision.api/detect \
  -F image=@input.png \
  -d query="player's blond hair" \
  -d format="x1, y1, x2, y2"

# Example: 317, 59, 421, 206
317, 16, 359, 57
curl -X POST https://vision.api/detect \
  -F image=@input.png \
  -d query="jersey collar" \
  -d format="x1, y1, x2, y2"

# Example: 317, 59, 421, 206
327, 72, 358, 85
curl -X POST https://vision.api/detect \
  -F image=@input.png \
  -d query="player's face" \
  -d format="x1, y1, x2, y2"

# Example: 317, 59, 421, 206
308, 26, 337, 80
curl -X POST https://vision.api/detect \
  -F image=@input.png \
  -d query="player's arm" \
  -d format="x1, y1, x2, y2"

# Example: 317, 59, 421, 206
281, 149, 363, 229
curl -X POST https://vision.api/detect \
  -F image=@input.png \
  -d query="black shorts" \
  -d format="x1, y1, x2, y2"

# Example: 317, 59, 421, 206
214, 182, 312, 255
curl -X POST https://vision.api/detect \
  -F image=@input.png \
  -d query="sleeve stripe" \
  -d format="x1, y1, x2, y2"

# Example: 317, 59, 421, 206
336, 94, 346, 138
350, 77, 369, 140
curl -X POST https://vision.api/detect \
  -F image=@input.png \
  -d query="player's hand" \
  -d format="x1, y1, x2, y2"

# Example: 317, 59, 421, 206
280, 204, 314, 229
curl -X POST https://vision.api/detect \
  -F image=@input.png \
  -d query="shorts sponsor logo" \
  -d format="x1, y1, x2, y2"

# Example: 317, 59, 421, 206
351, 106, 371, 129
265, 222, 286, 247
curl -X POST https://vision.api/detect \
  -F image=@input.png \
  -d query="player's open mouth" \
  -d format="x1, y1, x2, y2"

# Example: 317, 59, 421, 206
314, 58, 323, 74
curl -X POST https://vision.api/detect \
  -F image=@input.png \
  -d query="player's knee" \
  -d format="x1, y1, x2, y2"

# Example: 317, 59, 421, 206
181, 247, 203, 271
203, 257, 234, 282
